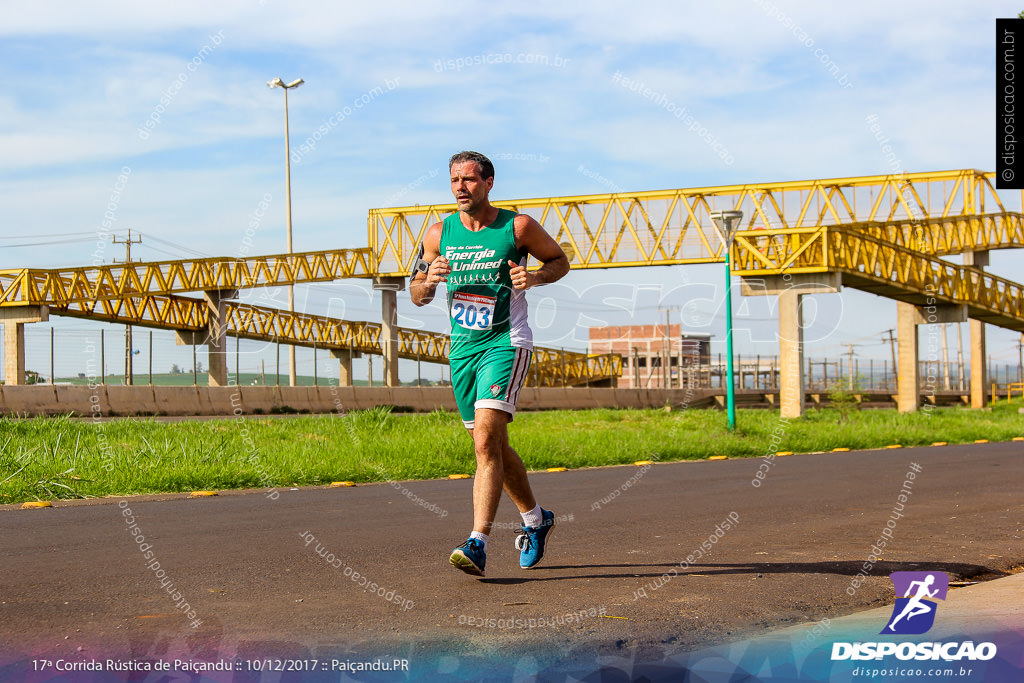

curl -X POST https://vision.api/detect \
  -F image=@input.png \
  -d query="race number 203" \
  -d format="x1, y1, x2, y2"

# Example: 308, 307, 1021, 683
451, 292, 495, 330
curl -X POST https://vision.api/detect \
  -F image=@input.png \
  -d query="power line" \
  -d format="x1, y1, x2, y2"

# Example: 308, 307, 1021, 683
0, 231, 100, 239
1, 236, 100, 248
133, 231, 215, 259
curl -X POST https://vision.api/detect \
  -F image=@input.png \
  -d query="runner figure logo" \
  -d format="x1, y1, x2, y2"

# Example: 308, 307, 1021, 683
881, 571, 949, 635
489, 383, 502, 397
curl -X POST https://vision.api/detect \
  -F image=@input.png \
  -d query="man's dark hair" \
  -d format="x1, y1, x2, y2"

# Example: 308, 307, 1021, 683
449, 150, 494, 180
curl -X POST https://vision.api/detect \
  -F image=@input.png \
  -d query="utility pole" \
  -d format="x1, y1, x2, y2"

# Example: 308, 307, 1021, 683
658, 306, 678, 389
955, 322, 965, 391
843, 343, 858, 390
113, 230, 142, 385
941, 323, 951, 390
882, 329, 897, 389
1018, 334, 1023, 384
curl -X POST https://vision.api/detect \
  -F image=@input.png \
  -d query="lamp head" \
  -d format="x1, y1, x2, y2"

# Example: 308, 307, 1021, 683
709, 210, 744, 248
268, 77, 304, 89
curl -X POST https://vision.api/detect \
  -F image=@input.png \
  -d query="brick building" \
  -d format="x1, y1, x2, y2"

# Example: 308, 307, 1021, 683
588, 325, 711, 389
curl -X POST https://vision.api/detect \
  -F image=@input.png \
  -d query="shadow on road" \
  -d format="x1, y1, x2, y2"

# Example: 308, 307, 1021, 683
478, 560, 1006, 584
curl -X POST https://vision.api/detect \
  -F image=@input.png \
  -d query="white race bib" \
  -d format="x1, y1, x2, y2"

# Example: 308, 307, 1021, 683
451, 292, 495, 330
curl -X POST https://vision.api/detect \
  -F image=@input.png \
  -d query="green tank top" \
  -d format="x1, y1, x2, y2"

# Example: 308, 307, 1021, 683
440, 208, 534, 359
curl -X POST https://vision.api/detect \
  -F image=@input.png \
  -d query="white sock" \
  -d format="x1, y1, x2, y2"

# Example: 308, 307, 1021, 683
469, 531, 488, 550
521, 505, 543, 529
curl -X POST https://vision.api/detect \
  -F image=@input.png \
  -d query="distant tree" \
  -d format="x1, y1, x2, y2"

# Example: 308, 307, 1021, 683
170, 364, 181, 375
25, 370, 43, 385
827, 375, 866, 423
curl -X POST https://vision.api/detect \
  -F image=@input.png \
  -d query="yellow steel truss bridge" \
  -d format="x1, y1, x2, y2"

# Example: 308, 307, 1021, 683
369, 169, 1020, 275
731, 226, 1024, 332
0, 248, 375, 307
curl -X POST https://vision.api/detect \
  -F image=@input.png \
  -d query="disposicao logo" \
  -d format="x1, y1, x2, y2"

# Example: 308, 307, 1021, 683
831, 571, 997, 662
882, 571, 948, 635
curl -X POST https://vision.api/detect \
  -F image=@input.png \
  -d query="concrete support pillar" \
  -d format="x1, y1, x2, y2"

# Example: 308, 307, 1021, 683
741, 273, 841, 419
778, 288, 805, 419
894, 301, 965, 412
970, 319, 987, 409
964, 250, 989, 409
0, 306, 49, 385
204, 290, 236, 387
896, 302, 920, 413
3, 323, 25, 386
175, 292, 235, 387
330, 348, 361, 387
917, 303, 967, 400
373, 277, 406, 387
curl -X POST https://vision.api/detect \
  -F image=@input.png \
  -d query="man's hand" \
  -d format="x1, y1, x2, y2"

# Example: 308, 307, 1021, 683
508, 259, 531, 290
427, 256, 451, 285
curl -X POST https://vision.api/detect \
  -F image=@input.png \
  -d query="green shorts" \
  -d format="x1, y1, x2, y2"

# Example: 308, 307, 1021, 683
450, 345, 532, 428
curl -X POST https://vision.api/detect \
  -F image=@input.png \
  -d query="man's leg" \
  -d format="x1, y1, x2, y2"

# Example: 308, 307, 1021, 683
469, 408, 537, 535
451, 346, 553, 574
501, 442, 537, 514
448, 355, 490, 575
470, 406, 554, 569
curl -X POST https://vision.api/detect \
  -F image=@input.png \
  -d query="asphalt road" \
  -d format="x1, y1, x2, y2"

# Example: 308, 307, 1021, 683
1, 441, 1021, 680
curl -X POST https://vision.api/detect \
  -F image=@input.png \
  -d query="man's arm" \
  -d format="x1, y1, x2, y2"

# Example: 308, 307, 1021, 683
509, 214, 569, 290
409, 222, 450, 307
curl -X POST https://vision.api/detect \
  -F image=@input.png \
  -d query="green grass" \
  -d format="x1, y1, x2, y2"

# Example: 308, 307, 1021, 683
1, 404, 1021, 504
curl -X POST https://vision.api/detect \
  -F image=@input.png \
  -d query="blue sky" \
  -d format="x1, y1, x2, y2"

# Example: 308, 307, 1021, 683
2, 1, 1022, 381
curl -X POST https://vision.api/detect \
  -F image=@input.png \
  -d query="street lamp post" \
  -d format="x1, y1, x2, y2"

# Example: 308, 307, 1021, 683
710, 210, 744, 431
268, 76, 304, 387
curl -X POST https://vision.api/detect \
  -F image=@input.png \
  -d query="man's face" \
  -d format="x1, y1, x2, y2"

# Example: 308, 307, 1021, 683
450, 161, 493, 213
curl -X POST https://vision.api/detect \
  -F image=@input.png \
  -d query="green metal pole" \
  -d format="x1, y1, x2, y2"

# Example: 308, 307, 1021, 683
725, 253, 736, 430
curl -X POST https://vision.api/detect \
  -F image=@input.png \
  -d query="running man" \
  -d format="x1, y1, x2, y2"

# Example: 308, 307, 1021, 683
886, 574, 939, 631
410, 151, 569, 576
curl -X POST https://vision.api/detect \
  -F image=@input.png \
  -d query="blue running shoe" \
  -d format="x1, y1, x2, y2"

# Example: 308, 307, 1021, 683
515, 508, 555, 569
449, 538, 486, 576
